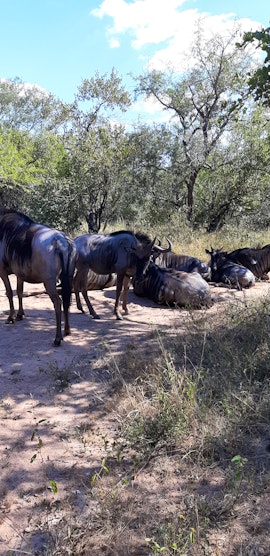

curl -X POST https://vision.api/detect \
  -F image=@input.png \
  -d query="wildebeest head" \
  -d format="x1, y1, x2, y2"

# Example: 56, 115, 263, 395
132, 235, 171, 278
151, 237, 173, 262
205, 246, 227, 272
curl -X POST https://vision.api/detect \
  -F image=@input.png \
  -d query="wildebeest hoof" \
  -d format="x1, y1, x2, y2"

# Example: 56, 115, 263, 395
16, 314, 24, 321
92, 314, 101, 319
116, 313, 123, 320
53, 338, 62, 347
5, 317, 16, 324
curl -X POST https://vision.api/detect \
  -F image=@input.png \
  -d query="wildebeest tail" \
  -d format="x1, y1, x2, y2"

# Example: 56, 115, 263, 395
57, 239, 75, 312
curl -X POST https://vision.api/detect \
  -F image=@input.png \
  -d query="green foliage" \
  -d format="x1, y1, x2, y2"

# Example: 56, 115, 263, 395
0, 77, 68, 132
49, 480, 58, 494
135, 27, 254, 223
146, 519, 197, 555
0, 127, 41, 188
76, 67, 132, 123
237, 27, 270, 105
1, 36, 270, 232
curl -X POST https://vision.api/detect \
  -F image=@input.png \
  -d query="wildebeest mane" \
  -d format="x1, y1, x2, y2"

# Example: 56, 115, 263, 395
135, 231, 152, 244
109, 230, 153, 246
0, 210, 36, 265
0, 207, 35, 224
110, 230, 135, 237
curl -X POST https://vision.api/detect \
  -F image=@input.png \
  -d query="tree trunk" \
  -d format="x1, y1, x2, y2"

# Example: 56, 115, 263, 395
186, 172, 197, 223
86, 211, 100, 233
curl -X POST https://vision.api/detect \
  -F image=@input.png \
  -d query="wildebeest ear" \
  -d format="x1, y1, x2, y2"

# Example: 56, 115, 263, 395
205, 249, 211, 254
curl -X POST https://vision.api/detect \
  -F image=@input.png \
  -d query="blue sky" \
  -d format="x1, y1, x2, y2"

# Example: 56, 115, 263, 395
0, 0, 269, 121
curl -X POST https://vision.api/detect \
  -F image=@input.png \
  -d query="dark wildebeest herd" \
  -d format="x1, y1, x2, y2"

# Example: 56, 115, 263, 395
0, 208, 269, 345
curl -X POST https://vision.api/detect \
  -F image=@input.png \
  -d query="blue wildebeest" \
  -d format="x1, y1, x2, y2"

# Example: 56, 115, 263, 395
73, 231, 167, 320
132, 261, 213, 308
225, 244, 270, 280
153, 239, 211, 281
205, 247, 256, 289
0, 208, 77, 346
74, 269, 116, 312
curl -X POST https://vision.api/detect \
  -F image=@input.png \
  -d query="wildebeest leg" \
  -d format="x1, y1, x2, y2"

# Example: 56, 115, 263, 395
45, 282, 63, 347
81, 289, 100, 319
73, 266, 100, 318
114, 273, 125, 320
73, 268, 88, 313
75, 290, 84, 313
73, 270, 85, 312
122, 275, 131, 314
16, 277, 25, 320
63, 305, 71, 338
1, 274, 16, 323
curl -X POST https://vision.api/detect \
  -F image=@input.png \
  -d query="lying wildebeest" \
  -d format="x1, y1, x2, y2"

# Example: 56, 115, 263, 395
225, 244, 270, 280
153, 239, 211, 281
206, 247, 256, 289
73, 231, 168, 320
0, 208, 77, 346
74, 269, 116, 312
133, 261, 213, 308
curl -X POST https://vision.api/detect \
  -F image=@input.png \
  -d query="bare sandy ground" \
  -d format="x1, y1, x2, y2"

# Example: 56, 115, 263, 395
0, 276, 269, 554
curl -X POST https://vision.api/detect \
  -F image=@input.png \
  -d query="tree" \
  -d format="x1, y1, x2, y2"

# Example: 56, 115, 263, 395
193, 105, 270, 230
0, 71, 132, 231
0, 77, 69, 133
135, 26, 254, 225
121, 124, 180, 228
0, 127, 44, 206
0, 78, 71, 209
58, 69, 132, 231
61, 123, 130, 232
71, 68, 131, 132
237, 26, 270, 105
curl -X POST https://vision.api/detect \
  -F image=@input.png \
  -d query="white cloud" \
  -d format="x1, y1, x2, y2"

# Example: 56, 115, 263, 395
92, 0, 263, 70
147, 14, 263, 72
91, 1, 264, 123
92, 0, 188, 48
109, 37, 120, 48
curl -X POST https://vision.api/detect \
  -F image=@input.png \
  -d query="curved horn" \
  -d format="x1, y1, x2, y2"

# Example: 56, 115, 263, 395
166, 237, 173, 251
153, 237, 172, 253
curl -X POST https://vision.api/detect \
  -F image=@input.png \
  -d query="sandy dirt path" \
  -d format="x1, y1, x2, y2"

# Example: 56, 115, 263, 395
0, 277, 269, 554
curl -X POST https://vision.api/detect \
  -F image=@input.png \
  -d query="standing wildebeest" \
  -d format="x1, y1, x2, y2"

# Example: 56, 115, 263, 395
133, 261, 213, 308
0, 208, 77, 346
153, 239, 211, 281
73, 231, 167, 320
225, 244, 270, 280
206, 247, 256, 289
